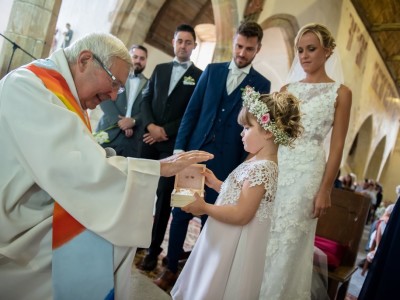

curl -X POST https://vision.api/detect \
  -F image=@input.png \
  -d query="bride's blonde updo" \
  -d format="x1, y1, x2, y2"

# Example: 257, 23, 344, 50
295, 23, 336, 58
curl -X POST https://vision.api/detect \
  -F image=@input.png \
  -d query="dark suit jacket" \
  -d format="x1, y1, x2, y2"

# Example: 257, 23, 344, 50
175, 62, 271, 181
141, 62, 203, 143
96, 74, 148, 157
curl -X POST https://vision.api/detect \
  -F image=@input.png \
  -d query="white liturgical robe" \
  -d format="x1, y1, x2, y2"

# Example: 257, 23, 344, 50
0, 50, 160, 299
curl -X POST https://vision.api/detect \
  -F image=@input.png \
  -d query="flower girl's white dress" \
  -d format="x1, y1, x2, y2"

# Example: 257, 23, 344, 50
171, 159, 277, 300
260, 82, 341, 300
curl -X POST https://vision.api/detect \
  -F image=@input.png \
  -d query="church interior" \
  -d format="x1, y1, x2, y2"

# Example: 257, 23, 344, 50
0, 0, 399, 299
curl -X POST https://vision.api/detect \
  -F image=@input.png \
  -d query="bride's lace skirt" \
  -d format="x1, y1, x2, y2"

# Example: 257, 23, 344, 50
260, 144, 326, 300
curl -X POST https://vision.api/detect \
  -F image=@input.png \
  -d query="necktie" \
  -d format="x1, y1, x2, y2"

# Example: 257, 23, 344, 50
173, 61, 189, 69
227, 68, 242, 94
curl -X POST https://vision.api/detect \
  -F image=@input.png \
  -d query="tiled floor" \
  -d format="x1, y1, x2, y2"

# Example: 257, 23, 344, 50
132, 218, 201, 299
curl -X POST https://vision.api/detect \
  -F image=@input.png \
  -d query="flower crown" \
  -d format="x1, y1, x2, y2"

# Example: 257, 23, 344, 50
242, 86, 291, 146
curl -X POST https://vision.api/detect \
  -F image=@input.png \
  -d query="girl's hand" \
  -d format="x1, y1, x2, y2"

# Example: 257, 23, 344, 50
182, 193, 207, 216
313, 189, 331, 218
202, 168, 222, 192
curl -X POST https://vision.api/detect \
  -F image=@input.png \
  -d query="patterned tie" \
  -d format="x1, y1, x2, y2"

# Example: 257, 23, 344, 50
173, 61, 189, 69
227, 68, 243, 95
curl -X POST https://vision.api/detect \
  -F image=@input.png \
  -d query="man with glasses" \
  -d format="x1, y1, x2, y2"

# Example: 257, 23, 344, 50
92, 53, 126, 93
0, 32, 213, 300
96, 44, 149, 158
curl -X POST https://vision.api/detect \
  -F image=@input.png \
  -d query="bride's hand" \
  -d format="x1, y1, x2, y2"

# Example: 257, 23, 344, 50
313, 189, 331, 218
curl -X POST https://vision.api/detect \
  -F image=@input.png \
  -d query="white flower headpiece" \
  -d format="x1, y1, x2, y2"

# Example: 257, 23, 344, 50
242, 86, 291, 146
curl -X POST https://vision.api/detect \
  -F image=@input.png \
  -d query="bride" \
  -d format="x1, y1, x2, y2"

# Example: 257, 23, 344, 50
259, 23, 352, 300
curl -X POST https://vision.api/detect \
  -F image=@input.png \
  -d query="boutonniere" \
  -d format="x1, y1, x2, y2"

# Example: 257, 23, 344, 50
93, 124, 118, 144
183, 76, 195, 85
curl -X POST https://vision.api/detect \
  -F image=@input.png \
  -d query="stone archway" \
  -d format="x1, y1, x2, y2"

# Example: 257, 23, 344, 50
345, 115, 373, 178
255, 14, 299, 91
109, 0, 166, 46
379, 152, 391, 184
365, 136, 386, 180
109, 0, 237, 63
259, 14, 298, 64
379, 132, 400, 199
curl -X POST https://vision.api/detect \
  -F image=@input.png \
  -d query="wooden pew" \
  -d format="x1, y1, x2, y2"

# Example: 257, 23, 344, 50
315, 188, 370, 300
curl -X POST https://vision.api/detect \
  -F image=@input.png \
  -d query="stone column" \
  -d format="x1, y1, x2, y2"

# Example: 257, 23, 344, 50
0, 0, 61, 78
110, 0, 165, 46
211, 0, 238, 62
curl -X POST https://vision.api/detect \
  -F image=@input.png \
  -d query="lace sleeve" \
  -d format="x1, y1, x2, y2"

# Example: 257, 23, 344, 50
247, 161, 278, 193
218, 160, 278, 211
246, 160, 278, 221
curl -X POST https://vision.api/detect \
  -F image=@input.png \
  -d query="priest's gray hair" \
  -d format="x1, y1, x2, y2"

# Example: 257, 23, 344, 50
63, 32, 132, 69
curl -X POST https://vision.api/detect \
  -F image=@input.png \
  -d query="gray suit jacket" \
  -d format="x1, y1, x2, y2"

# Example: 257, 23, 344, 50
96, 73, 148, 157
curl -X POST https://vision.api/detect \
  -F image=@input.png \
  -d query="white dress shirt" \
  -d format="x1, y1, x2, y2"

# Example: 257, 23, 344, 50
125, 73, 142, 117
168, 58, 192, 95
226, 60, 251, 95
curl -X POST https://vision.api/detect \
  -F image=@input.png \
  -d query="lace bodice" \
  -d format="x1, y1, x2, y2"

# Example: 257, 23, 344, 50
278, 82, 341, 189
216, 159, 278, 221
288, 82, 339, 145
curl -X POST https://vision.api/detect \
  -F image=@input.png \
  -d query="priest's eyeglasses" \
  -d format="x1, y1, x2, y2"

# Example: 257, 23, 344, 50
92, 54, 125, 94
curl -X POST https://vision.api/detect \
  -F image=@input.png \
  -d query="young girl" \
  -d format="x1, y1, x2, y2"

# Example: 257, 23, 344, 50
170, 87, 303, 300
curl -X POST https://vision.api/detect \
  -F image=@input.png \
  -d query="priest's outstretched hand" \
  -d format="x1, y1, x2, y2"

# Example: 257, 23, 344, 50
159, 150, 213, 177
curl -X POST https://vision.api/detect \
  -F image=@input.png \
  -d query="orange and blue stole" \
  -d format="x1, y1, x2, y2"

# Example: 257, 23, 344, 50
26, 63, 115, 300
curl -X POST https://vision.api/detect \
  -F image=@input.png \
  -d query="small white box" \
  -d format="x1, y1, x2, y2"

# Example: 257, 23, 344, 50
171, 164, 206, 207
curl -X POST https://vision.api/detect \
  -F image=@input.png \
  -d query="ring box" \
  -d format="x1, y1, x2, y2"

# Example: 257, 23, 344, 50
171, 164, 206, 207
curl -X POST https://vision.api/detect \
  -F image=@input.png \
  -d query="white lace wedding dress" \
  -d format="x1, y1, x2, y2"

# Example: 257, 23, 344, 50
260, 82, 340, 300
171, 159, 278, 300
